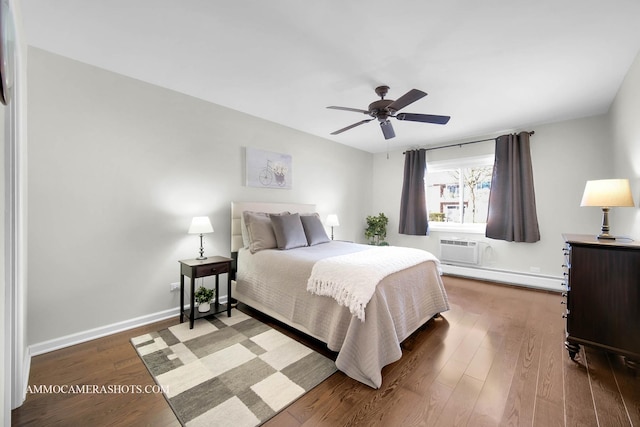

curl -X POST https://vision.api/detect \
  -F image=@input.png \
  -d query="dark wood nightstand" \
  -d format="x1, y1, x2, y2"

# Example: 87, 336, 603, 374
562, 234, 640, 368
179, 256, 233, 329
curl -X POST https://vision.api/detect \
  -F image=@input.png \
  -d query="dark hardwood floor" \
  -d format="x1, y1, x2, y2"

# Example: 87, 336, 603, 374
12, 276, 640, 426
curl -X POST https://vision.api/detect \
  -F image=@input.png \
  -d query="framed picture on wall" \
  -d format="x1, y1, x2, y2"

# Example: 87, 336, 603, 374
246, 147, 292, 189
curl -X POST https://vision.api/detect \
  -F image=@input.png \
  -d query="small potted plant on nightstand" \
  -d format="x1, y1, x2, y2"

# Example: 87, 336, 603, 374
194, 285, 215, 313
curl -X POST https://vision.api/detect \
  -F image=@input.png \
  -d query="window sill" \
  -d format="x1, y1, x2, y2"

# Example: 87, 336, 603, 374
428, 223, 486, 235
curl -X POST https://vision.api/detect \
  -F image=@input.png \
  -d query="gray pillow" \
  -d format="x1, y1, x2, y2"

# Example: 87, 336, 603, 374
240, 214, 251, 248
270, 213, 308, 250
300, 213, 330, 245
243, 211, 287, 253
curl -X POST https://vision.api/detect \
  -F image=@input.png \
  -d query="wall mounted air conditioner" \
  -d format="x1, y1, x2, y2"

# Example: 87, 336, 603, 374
439, 238, 479, 265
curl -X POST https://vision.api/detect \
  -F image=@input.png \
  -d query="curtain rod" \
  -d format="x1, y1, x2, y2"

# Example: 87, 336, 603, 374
403, 131, 535, 154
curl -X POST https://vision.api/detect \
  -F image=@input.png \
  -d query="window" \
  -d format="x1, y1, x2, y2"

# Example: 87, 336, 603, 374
425, 155, 494, 232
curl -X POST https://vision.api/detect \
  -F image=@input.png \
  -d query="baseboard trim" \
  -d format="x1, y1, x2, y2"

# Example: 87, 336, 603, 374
28, 308, 178, 356
441, 264, 565, 292
29, 296, 229, 356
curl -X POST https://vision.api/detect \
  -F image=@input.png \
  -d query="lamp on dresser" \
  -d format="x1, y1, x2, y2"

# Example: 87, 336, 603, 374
326, 214, 339, 240
580, 178, 635, 240
188, 216, 214, 259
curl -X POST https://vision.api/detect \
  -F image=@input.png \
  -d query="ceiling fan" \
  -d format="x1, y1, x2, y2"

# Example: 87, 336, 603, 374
327, 85, 450, 140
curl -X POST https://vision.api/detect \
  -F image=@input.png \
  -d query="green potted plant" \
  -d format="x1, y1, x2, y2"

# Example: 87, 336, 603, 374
365, 213, 389, 246
194, 285, 215, 313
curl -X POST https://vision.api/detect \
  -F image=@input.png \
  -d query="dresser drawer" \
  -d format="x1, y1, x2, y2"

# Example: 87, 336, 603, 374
194, 262, 230, 278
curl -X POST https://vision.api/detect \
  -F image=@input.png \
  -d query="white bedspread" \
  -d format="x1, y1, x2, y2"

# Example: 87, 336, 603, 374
307, 246, 440, 321
235, 241, 450, 388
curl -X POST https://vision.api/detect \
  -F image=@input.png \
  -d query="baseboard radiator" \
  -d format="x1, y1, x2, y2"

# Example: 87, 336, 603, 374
439, 238, 479, 265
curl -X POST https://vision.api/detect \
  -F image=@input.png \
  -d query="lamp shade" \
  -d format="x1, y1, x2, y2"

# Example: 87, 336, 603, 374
188, 216, 214, 234
580, 179, 635, 208
326, 214, 340, 227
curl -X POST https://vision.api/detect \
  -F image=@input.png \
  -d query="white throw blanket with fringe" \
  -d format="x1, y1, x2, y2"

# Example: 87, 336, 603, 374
306, 246, 440, 321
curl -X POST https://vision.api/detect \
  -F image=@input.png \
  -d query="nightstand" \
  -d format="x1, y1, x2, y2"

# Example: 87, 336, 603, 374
179, 256, 233, 329
562, 234, 640, 368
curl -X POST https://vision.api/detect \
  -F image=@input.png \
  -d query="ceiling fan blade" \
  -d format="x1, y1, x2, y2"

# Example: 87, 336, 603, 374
380, 120, 396, 139
327, 106, 369, 114
396, 112, 450, 125
386, 89, 427, 112
330, 119, 374, 135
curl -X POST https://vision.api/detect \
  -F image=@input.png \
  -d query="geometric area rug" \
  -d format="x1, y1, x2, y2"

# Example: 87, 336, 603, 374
131, 309, 337, 427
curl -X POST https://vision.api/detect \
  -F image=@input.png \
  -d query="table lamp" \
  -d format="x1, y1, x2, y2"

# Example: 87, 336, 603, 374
580, 179, 635, 240
188, 216, 214, 259
326, 214, 340, 240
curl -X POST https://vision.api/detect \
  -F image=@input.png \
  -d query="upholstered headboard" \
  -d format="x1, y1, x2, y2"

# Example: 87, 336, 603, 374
230, 201, 316, 253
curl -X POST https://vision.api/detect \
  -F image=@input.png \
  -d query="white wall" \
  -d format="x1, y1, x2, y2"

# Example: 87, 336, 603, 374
27, 48, 373, 346
610, 50, 640, 238
372, 114, 612, 280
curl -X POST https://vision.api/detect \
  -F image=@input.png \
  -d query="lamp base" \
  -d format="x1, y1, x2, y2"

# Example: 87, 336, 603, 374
597, 208, 616, 240
597, 234, 616, 240
196, 234, 207, 260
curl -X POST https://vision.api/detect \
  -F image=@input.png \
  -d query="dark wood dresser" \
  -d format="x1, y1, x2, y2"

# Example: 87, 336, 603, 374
562, 234, 640, 368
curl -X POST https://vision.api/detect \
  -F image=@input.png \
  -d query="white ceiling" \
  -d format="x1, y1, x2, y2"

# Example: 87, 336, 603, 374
20, 0, 640, 153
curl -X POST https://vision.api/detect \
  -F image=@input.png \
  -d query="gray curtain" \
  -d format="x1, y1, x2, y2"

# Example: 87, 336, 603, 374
485, 132, 540, 242
399, 149, 428, 235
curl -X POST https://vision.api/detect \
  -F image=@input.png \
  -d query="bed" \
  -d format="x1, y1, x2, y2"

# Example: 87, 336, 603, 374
230, 201, 450, 388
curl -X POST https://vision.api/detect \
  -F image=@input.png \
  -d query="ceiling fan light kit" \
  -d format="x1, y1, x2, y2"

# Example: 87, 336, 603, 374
327, 85, 450, 140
